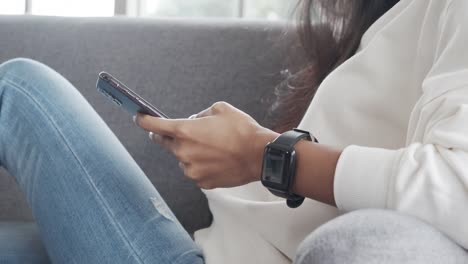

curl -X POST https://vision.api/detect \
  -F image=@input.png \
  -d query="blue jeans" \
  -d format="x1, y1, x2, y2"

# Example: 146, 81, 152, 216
0, 58, 204, 263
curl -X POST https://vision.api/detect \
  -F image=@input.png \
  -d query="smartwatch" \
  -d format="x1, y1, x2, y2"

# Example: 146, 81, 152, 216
260, 128, 317, 208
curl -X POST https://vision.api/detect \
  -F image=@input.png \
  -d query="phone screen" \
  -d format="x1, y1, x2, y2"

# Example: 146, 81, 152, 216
96, 72, 169, 118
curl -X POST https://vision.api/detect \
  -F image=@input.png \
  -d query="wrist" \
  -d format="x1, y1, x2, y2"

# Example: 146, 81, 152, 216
292, 142, 341, 206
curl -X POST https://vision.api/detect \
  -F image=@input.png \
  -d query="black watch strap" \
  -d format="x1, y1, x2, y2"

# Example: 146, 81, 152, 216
269, 128, 318, 208
274, 129, 316, 147
269, 189, 305, 208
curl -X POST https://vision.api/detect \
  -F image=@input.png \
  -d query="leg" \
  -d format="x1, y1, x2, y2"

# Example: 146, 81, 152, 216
295, 209, 468, 264
0, 222, 49, 264
0, 58, 203, 263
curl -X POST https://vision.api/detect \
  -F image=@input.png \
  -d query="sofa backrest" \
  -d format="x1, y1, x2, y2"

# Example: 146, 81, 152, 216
0, 15, 295, 234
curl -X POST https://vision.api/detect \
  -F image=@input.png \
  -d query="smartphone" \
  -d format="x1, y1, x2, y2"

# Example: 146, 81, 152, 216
96, 72, 169, 118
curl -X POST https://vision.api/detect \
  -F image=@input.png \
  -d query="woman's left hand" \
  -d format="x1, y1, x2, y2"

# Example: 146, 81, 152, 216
135, 102, 279, 190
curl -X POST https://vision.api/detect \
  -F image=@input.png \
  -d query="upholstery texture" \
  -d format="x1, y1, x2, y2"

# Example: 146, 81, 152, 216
0, 15, 296, 234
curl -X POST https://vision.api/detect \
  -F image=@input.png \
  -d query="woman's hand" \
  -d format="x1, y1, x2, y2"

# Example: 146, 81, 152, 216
135, 102, 279, 190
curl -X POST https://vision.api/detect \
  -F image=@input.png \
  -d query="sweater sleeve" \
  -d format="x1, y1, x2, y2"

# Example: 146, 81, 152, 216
334, 0, 468, 249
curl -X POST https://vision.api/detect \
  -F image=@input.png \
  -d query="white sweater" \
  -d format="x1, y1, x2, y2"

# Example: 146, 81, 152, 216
195, 0, 468, 263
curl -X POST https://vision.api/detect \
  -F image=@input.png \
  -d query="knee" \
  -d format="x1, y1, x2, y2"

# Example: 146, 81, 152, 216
0, 58, 41, 75
0, 58, 52, 84
294, 210, 361, 264
294, 209, 424, 264
294, 209, 467, 264
0, 58, 69, 102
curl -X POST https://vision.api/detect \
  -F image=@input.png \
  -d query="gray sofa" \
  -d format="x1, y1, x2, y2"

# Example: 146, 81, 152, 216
0, 15, 297, 235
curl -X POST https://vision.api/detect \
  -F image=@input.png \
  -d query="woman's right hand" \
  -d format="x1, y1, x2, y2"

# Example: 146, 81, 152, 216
135, 102, 279, 190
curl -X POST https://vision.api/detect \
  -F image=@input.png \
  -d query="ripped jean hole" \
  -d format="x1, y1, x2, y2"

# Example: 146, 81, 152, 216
150, 197, 176, 222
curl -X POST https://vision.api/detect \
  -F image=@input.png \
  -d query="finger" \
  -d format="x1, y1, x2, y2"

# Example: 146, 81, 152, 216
135, 113, 181, 137
197, 180, 216, 190
149, 132, 175, 150
195, 101, 231, 118
209, 101, 232, 114
178, 161, 186, 171
179, 162, 195, 178
195, 107, 214, 118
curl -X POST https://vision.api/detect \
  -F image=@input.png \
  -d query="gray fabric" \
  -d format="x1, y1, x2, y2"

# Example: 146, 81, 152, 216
0, 15, 296, 234
295, 209, 468, 264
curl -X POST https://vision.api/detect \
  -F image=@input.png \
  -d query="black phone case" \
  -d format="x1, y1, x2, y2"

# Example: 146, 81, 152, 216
96, 72, 169, 118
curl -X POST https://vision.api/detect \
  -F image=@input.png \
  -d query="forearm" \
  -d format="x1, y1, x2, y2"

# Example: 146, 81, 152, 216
292, 141, 342, 207
253, 129, 342, 207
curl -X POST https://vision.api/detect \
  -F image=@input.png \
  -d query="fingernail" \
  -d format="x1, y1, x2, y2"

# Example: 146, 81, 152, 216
148, 132, 154, 140
152, 133, 163, 143
133, 115, 137, 125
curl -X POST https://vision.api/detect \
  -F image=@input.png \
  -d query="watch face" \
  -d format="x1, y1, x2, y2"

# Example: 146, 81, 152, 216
262, 147, 288, 185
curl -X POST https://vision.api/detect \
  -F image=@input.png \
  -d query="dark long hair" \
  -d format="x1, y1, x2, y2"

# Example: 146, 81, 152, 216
270, 0, 400, 133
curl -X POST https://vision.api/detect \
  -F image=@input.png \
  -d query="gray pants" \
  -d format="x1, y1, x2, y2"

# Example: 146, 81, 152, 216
295, 209, 468, 264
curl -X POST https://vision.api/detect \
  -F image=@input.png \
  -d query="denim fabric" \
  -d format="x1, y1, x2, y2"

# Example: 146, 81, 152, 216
0, 58, 204, 263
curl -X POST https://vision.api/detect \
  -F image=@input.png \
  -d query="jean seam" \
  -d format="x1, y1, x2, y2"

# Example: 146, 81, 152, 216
0, 73, 146, 264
